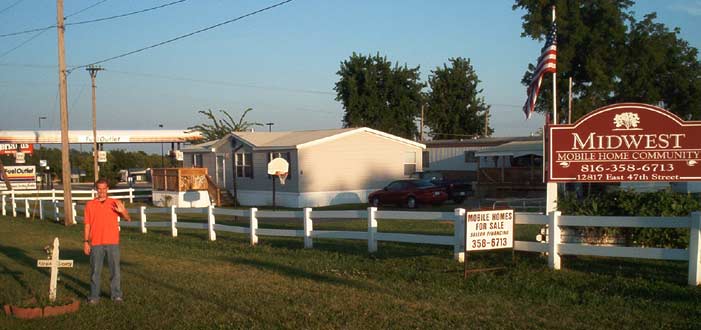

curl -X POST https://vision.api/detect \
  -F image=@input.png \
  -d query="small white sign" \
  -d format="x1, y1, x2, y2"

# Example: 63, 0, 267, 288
39, 159, 47, 167
175, 150, 183, 161
15, 152, 25, 164
465, 209, 514, 251
98, 151, 107, 163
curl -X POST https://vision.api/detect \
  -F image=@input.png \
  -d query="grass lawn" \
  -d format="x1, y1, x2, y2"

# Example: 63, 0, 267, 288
1, 215, 699, 329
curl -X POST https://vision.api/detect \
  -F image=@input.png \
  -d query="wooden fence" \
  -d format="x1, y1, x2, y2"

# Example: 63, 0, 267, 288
2, 194, 699, 286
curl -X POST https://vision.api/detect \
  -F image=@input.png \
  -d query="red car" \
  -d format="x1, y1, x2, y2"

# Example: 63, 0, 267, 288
368, 180, 449, 209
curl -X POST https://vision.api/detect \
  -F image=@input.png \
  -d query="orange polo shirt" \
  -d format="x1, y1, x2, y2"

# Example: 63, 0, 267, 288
85, 197, 121, 246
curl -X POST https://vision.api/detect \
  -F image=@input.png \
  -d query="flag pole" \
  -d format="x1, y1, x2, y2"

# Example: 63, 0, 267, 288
551, 5, 557, 124
546, 5, 558, 215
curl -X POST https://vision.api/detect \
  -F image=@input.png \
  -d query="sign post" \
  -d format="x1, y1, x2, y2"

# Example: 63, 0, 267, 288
463, 209, 514, 278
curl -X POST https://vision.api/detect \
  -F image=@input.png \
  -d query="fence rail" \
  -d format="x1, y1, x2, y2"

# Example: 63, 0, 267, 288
2, 194, 699, 286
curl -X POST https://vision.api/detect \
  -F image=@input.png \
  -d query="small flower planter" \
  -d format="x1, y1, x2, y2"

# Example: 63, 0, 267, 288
4, 298, 80, 319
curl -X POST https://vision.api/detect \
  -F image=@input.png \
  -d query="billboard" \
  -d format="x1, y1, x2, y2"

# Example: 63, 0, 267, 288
0, 165, 37, 190
548, 103, 701, 182
0, 144, 33, 155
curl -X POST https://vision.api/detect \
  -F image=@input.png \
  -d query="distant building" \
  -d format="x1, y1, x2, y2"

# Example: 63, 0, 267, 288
182, 127, 425, 207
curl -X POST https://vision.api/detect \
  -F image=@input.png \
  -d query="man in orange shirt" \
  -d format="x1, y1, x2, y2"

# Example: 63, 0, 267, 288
83, 179, 131, 304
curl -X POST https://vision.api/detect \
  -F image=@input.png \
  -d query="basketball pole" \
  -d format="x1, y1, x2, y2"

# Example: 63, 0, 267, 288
272, 174, 276, 210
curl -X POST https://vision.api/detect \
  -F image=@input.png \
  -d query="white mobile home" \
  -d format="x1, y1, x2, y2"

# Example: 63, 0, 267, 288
183, 127, 425, 207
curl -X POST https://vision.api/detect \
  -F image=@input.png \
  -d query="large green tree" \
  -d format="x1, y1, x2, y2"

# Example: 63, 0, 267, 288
514, 1, 701, 121
426, 57, 491, 139
188, 108, 262, 142
335, 52, 423, 139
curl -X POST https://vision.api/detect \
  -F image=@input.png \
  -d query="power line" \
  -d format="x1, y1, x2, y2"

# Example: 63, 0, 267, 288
108, 69, 334, 95
65, 0, 109, 19
0, 29, 49, 60
69, 0, 186, 26
0, 0, 186, 38
72, 0, 294, 69
0, 0, 24, 16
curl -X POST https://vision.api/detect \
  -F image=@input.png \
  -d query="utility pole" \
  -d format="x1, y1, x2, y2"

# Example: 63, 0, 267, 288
568, 77, 573, 124
266, 122, 274, 132
86, 65, 104, 182
484, 108, 489, 137
419, 104, 424, 141
56, 0, 72, 226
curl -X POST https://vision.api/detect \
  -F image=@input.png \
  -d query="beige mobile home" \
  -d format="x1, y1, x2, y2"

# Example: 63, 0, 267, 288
183, 127, 425, 207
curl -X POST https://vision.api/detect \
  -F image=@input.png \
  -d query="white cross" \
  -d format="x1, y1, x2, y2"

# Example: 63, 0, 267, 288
36, 237, 73, 302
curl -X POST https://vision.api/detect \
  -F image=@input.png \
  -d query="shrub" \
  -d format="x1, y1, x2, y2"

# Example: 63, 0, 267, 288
557, 189, 700, 248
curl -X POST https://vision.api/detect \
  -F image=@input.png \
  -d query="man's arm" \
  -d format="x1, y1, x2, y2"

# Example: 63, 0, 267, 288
83, 204, 91, 255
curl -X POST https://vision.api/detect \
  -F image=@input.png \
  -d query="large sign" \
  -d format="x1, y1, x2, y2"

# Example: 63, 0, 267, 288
0, 143, 33, 155
548, 103, 701, 182
465, 209, 513, 251
0, 165, 37, 190
78, 135, 130, 143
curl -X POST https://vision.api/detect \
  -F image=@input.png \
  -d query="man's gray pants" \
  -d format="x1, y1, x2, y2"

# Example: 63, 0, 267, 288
89, 244, 122, 300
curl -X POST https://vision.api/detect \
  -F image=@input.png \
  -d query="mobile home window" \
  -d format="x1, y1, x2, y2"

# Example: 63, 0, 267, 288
422, 151, 429, 168
235, 153, 253, 178
464, 151, 476, 162
268, 152, 292, 180
193, 154, 203, 168
404, 152, 416, 175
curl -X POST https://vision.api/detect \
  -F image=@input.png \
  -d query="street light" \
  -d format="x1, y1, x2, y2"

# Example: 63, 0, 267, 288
266, 122, 274, 132
158, 124, 164, 168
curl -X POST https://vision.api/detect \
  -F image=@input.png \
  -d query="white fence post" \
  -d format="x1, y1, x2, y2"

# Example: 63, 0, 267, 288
207, 205, 216, 241
11, 192, 17, 217
53, 201, 59, 222
171, 205, 178, 237
117, 216, 121, 231
1, 195, 6, 216
250, 207, 258, 246
368, 207, 378, 253
548, 211, 562, 270
24, 199, 30, 218
38, 199, 43, 220
140, 206, 147, 233
71, 202, 77, 225
129, 188, 134, 204
304, 207, 313, 249
51, 189, 56, 203
91, 189, 95, 199
689, 212, 701, 286
454, 208, 466, 263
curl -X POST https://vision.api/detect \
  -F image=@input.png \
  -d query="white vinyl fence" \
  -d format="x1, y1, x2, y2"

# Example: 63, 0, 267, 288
2, 192, 700, 286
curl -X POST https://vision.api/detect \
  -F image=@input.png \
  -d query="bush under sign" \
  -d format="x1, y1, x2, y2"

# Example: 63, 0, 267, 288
465, 209, 514, 251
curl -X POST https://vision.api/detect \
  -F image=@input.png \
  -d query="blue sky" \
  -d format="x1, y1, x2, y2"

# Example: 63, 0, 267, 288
1, 0, 699, 151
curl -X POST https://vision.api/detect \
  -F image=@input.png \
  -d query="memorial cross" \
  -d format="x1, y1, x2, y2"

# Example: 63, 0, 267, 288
36, 237, 74, 302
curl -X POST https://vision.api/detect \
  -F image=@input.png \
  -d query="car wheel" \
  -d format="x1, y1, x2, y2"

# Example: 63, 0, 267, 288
406, 196, 417, 209
453, 197, 466, 204
371, 197, 380, 207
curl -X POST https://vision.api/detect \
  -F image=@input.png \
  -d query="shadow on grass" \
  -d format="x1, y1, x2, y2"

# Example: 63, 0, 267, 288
222, 256, 389, 296
563, 255, 689, 286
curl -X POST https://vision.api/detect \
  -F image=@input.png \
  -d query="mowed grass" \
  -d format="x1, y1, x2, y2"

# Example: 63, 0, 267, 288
1, 216, 700, 329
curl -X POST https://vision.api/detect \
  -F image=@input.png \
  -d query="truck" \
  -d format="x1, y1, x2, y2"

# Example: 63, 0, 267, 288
409, 170, 473, 204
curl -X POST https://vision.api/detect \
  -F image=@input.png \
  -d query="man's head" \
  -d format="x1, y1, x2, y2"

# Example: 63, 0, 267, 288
95, 178, 109, 201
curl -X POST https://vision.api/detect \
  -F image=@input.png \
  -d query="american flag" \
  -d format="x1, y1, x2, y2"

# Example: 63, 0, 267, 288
523, 22, 557, 119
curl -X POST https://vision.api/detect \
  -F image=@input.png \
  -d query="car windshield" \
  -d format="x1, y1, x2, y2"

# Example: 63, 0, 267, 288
411, 180, 435, 188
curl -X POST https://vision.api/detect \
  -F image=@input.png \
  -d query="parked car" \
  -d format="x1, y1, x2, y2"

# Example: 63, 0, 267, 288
368, 180, 449, 208
410, 171, 473, 204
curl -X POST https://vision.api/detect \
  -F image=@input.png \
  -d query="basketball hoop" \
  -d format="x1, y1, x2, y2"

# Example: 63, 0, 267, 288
276, 171, 288, 185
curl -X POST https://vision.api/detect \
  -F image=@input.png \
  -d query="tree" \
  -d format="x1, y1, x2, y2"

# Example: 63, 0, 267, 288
335, 52, 423, 139
188, 108, 263, 142
615, 14, 701, 119
514, 1, 701, 121
425, 57, 491, 139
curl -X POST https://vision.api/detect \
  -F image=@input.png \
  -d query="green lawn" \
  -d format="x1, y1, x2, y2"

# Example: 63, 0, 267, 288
0, 216, 699, 329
